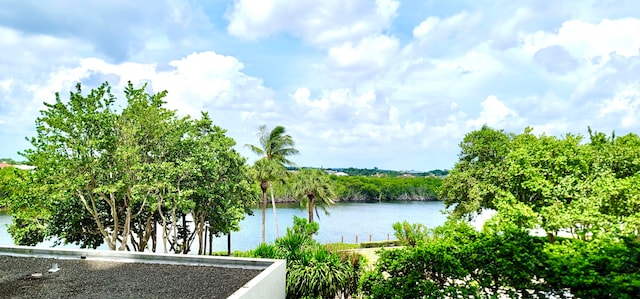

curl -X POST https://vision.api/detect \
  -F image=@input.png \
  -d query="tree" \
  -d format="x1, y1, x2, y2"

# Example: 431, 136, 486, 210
441, 126, 640, 241
249, 159, 285, 243
290, 168, 337, 223
2, 167, 52, 246
439, 125, 511, 219
245, 125, 299, 238
14, 81, 254, 253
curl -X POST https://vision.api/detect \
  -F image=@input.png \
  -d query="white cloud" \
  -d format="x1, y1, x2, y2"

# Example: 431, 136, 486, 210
291, 87, 388, 124
467, 95, 522, 129
405, 11, 484, 57
0, 51, 274, 136
226, 0, 399, 47
598, 84, 640, 128
325, 34, 400, 82
2, 1, 640, 171
521, 18, 640, 65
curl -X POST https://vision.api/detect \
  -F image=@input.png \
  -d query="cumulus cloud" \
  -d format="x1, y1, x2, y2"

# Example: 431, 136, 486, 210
292, 87, 390, 125
406, 11, 484, 57
466, 96, 522, 129
598, 84, 640, 128
2, 0, 640, 170
226, 0, 399, 47
0, 51, 274, 136
0, 0, 209, 62
520, 18, 640, 65
325, 34, 400, 82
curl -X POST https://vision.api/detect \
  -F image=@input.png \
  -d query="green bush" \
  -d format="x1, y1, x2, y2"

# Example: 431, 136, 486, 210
392, 220, 428, 246
543, 236, 640, 298
359, 240, 401, 248
360, 220, 640, 298
324, 242, 360, 251
252, 243, 280, 259
252, 216, 365, 299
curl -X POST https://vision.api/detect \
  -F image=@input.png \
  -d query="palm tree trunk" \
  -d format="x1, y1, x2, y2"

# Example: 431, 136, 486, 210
269, 182, 279, 237
261, 190, 267, 243
308, 195, 314, 223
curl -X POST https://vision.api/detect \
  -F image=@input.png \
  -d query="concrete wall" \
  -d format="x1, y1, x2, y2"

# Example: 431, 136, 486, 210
0, 245, 286, 299
228, 259, 286, 299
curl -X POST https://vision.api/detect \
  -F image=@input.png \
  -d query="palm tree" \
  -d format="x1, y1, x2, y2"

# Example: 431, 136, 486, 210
250, 159, 285, 243
291, 169, 337, 223
246, 125, 299, 238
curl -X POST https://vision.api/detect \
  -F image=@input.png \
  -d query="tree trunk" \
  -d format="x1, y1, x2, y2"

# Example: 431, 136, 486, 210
269, 182, 279, 237
182, 214, 189, 254
209, 230, 213, 256
547, 232, 556, 244
261, 181, 268, 243
197, 212, 205, 255
308, 194, 315, 223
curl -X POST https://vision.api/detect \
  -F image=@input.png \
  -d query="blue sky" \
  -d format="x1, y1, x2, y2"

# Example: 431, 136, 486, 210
1, 0, 640, 170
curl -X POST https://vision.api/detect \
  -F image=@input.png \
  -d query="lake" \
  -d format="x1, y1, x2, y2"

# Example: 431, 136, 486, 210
0, 201, 449, 252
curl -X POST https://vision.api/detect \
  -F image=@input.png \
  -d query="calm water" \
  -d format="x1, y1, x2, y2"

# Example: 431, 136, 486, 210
0, 201, 448, 252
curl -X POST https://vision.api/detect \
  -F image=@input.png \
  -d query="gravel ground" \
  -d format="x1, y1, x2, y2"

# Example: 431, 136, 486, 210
0, 255, 262, 299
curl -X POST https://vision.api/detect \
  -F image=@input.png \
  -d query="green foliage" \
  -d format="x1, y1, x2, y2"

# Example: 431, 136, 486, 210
324, 242, 360, 251
362, 220, 640, 298
288, 215, 319, 238
327, 167, 449, 177
441, 126, 640, 240
331, 175, 442, 201
0, 168, 18, 208
290, 169, 337, 223
252, 242, 280, 259
252, 216, 364, 299
9, 81, 255, 252
543, 236, 640, 298
246, 124, 299, 243
0, 158, 25, 165
363, 126, 640, 298
359, 240, 400, 248
1, 168, 51, 246
392, 220, 428, 246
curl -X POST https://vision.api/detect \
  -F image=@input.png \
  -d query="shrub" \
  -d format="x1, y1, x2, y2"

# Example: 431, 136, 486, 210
392, 220, 428, 246
324, 242, 359, 251
360, 220, 640, 298
359, 240, 401, 248
253, 216, 365, 299
252, 243, 280, 259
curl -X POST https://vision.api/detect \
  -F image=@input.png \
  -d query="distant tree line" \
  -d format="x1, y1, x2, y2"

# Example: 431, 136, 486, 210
0, 158, 24, 165
289, 167, 449, 177
268, 174, 442, 202
331, 176, 441, 201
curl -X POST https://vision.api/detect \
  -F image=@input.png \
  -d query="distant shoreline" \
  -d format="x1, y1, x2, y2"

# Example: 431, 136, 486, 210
271, 197, 441, 204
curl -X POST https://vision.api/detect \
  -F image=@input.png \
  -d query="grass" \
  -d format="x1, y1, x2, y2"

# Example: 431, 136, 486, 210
208, 250, 254, 257
325, 241, 404, 269
324, 242, 360, 251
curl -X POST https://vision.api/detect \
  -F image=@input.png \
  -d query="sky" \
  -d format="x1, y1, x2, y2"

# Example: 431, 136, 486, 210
1, 0, 639, 171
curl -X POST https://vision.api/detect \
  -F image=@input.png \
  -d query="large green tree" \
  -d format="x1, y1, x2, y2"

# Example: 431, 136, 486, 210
245, 125, 299, 239
440, 126, 640, 241
290, 168, 337, 223
13, 81, 253, 253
